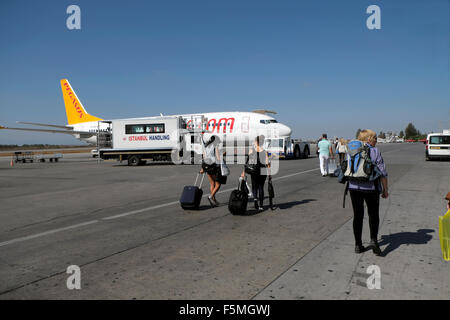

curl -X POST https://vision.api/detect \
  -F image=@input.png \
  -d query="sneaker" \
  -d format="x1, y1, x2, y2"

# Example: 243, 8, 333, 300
254, 201, 259, 210
258, 205, 264, 211
370, 239, 382, 256
213, 198, 220, 206
355, 245, 365, 254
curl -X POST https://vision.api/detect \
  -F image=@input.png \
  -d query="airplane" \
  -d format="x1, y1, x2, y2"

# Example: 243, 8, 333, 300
0, 79, 292, 145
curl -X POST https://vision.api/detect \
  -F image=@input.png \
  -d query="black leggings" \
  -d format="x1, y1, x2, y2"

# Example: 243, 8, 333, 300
251, 174, 267, 206
349, 190, 380, 246
339, 153, 346, 166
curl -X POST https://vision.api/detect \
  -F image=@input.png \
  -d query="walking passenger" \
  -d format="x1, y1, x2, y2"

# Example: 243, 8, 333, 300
336, 138, 348, 167
199, 135, 223, 207
241, 135, 270, 211
349, 130, 388, 255
317, 133, 334, 177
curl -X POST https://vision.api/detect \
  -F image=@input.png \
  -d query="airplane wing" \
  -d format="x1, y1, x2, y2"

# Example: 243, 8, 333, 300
0, 125, 95, 136
16, 122, 74, 130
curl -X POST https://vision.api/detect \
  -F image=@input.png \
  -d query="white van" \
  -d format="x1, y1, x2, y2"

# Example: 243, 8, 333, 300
426, 130, 450, 161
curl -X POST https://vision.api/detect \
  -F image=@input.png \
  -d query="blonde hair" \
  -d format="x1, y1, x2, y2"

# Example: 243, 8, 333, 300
358, 129, 377, 142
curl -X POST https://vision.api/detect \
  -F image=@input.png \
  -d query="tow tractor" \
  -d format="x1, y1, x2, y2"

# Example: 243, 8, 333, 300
265, 137, 311, 159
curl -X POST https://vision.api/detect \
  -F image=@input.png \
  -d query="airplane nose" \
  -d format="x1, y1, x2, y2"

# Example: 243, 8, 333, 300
279, 124, 292, 137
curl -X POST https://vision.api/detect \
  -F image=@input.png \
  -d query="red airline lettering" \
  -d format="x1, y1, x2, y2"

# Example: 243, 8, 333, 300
206, 119, 217, 132
206, 117, 235, 134
217, 118, 235, 133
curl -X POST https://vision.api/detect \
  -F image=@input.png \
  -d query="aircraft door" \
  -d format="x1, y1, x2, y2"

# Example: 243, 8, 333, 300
184, 115, 206, 163
241, 116, 250, 133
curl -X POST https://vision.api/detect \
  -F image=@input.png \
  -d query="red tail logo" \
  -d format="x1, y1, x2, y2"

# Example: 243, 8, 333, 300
64, 82, 84, 118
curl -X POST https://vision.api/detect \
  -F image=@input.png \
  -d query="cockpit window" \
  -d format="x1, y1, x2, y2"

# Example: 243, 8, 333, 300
260, 119, 278, 124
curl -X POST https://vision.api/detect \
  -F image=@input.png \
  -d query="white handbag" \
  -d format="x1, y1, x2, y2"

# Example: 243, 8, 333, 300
220, 163, 230, 176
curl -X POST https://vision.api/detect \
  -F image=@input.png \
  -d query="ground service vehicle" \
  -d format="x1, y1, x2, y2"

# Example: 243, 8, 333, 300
14, 151, 62, 163
265, 137, 310, 159
98, 116, 189, 166
426, 130, 450, 161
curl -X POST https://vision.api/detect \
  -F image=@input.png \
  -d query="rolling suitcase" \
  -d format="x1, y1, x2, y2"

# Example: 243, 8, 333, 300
327, 159, 337, 176
228, 177, 249, 215
180, 173, 205, 210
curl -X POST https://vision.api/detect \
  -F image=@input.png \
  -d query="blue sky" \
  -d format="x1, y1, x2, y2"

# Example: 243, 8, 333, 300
0, 0, 449, 144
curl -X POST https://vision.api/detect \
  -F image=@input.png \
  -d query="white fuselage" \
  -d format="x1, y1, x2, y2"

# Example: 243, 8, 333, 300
71, 111, 292, 145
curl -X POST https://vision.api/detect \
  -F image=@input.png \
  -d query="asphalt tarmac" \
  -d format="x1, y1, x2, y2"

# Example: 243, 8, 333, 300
0, 143, 448, 299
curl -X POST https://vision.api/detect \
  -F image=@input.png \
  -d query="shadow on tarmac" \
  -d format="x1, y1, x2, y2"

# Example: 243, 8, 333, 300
378, 229, 435, 257
113, 162, 179, 167
184, 199, 315, 215
277, 199, 317, 210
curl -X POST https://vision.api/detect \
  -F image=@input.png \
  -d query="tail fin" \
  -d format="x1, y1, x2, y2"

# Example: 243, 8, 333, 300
61, 79, 102, 125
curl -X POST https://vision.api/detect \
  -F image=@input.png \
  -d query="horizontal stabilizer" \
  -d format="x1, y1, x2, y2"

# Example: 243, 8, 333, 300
0, 125, 95, 136
16, 122, 73, 130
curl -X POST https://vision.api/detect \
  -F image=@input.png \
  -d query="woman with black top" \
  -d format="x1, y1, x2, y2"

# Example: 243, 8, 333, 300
241, 135, 270, 211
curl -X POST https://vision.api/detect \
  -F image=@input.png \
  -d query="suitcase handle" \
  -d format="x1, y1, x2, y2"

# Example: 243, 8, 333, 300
238, 177, 253, 197
238, 176, 246, 191
194, 173, 205, 188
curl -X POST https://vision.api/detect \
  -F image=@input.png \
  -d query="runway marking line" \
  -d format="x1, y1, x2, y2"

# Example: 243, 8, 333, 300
0, 220, 99, 247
